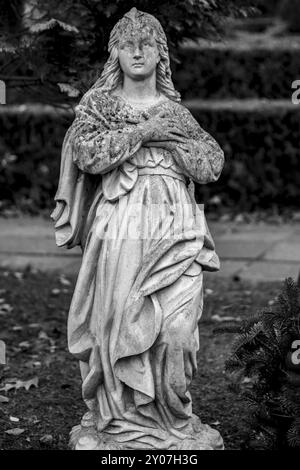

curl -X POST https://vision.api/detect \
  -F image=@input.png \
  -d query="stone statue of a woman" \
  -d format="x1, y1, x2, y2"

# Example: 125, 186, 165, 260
52, 7, 225, 450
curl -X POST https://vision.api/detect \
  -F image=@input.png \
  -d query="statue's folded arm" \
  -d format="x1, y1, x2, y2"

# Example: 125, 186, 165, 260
70, 92, 146, 176
72, 125, 145, 175
150, 105, 225, 185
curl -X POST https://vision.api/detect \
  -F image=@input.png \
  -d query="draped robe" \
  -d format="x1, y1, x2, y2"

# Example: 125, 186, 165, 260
51, 88, 225, 449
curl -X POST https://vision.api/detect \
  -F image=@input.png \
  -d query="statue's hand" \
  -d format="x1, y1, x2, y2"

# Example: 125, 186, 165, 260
140, 111, 187, 143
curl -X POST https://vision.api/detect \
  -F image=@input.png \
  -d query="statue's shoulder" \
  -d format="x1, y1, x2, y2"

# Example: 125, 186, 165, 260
78, 88, 110, 108
165, 100, 195, 120
75, 88, 116, 120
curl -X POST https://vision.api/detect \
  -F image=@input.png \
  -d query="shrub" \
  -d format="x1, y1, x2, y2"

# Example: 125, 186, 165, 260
174, 44, 300, 100
0, 108, 70, 212
190, 102, 300, 212
217, 278, 300, 450
1, 102, 300, 213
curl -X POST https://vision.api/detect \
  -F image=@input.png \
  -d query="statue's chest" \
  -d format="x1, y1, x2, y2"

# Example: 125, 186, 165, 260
103, 98, 171, 130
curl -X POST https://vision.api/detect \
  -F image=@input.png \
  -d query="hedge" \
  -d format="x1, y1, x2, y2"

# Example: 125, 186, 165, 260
0, 101, 300, 213
0, 107, 71, 212
190, 100, 300, 211
173, 41, 300, 100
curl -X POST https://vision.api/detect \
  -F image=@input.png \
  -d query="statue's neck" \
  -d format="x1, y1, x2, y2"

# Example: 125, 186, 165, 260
121, 73, 159, 104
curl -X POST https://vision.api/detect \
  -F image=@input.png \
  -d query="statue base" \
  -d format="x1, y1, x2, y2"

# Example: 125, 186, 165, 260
69, 414, 224, 450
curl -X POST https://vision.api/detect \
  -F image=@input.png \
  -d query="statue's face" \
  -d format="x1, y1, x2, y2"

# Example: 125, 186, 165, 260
118, 31, 160, 81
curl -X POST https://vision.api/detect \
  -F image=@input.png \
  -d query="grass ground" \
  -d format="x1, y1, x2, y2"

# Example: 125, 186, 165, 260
0, 268, 281, 450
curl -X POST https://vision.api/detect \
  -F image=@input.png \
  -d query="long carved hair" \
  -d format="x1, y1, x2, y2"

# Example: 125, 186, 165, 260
90, 8, 181, 103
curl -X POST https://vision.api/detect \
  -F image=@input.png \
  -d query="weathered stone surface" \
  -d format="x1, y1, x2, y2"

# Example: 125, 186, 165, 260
51, 8, 225, 451
69, 414, 224, 451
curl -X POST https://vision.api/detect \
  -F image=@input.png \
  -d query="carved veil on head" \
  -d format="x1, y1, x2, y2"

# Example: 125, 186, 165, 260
90, 7, 181, 102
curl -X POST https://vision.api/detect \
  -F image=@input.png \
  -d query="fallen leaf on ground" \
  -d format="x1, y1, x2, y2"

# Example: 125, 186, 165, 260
205, 289, 214, 295
40, 434, 53, 444
18, 341, 30, 348
222, 305, 233, 311
0, 304, 13, 315
58, 275, 71, 286
0, 395, 9, 403
5, 428, 25, 435
0, 384, 18, 393
9, 416, 20, 422
0, 376, 39, 393
28, 323, 40, 329
12, 326, 23, 331
51, 288, 61, 296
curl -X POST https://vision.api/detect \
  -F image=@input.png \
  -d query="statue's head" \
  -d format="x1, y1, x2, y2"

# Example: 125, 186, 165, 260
92, 8, 180, 102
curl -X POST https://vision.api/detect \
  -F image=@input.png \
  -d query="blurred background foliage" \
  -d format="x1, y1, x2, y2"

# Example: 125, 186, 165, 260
0, 0, 260, 104
0, 0, 300, 216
